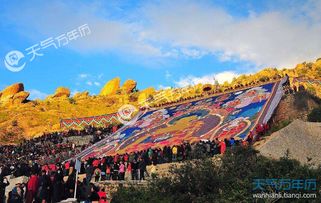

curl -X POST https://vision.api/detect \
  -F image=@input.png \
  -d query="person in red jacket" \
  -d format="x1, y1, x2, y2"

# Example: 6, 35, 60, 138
256, 124, 264, 136
219, 140, 226, 154
97, 187, 107, 201
92, 159, 100, 168
124, 153, 129, 164
263, 123, 269, 133
49, 164, 57, 172
64, 161, 70, 176
42, 165, 49, 173
26, 172, 39, 203
113, 154, 119, 163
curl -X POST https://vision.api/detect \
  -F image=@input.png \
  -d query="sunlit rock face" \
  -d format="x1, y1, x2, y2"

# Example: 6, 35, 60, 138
121, 79, 137, 94
52, 87, 71, 98
100, 77, 121, 96
0, 83, 25, 103
138, 87, 156, 105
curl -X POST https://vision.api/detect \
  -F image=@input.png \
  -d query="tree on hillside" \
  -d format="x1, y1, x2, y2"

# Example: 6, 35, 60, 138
308, 107, 321, 122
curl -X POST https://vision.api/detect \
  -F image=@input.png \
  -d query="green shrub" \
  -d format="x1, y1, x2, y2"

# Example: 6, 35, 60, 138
111, 147, 321, 203
293, 91, 309, 110
308, 107, 321, 122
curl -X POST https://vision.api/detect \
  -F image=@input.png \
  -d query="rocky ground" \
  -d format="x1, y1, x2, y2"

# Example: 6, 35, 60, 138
256, 119, 321, 166
272, 92, 320, 123
254, 91, 321, 167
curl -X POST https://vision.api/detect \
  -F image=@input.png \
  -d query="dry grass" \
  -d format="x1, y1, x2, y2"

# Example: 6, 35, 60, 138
0, 95, 137, 143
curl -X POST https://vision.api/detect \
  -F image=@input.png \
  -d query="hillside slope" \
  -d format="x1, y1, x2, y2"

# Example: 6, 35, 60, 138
0, 58, 320, 144
256, 120, 321, 166
272, 91, 321, 123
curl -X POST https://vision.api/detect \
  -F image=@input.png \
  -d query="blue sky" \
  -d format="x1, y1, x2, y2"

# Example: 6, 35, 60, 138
1, 0, 321, 99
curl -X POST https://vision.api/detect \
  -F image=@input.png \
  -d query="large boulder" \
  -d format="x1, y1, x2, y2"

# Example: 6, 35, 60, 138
121, 79, 137, 94
53, 87, 70, 98
12, 91, 30, 104
138, 87, 156, 106
100, 77, 120, 96
0, 83, 24, 101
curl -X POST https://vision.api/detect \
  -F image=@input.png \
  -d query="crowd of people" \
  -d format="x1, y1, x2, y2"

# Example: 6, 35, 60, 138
0, 126, 122, 203
0, 121, 272, 203
0, 126, 121, 178
0, 76, 285, 202
77, 138, 244, 182
0, 168, 109, 203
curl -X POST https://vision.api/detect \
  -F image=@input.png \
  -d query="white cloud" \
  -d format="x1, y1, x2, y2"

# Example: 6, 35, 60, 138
71, 89, 80, 96
79, 74, 88, 79
215, 71, 239, 84
4, 0, 321, 69
180, 48, 207, 59
142, 1, 321, 68
28, 89, 48, 100
158, 85, 171, 90
2, 1, 163, 58
175, 71, 238, 87
76, 73, 103, 87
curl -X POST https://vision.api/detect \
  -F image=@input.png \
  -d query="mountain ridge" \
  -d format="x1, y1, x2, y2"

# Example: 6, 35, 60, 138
0, 58, 320, 144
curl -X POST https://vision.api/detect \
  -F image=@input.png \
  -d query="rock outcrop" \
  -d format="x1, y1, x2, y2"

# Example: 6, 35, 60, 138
100, 77, 120, 96
0, 83, 24, 102
0, 83, 29, 104
121, 79, 137, 94
12, 91, 30, 104
52, 87, 70, 98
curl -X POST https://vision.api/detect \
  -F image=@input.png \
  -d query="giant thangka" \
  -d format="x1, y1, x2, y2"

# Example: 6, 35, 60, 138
75, 80, 285, 160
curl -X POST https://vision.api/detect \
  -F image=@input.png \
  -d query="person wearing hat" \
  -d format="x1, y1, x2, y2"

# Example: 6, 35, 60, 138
0, 176, 9, 203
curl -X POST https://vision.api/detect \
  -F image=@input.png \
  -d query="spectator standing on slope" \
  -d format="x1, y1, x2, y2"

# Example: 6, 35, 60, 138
219, 140, 226, 154
172, 146, 178, 161
0, 176, 9, 203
